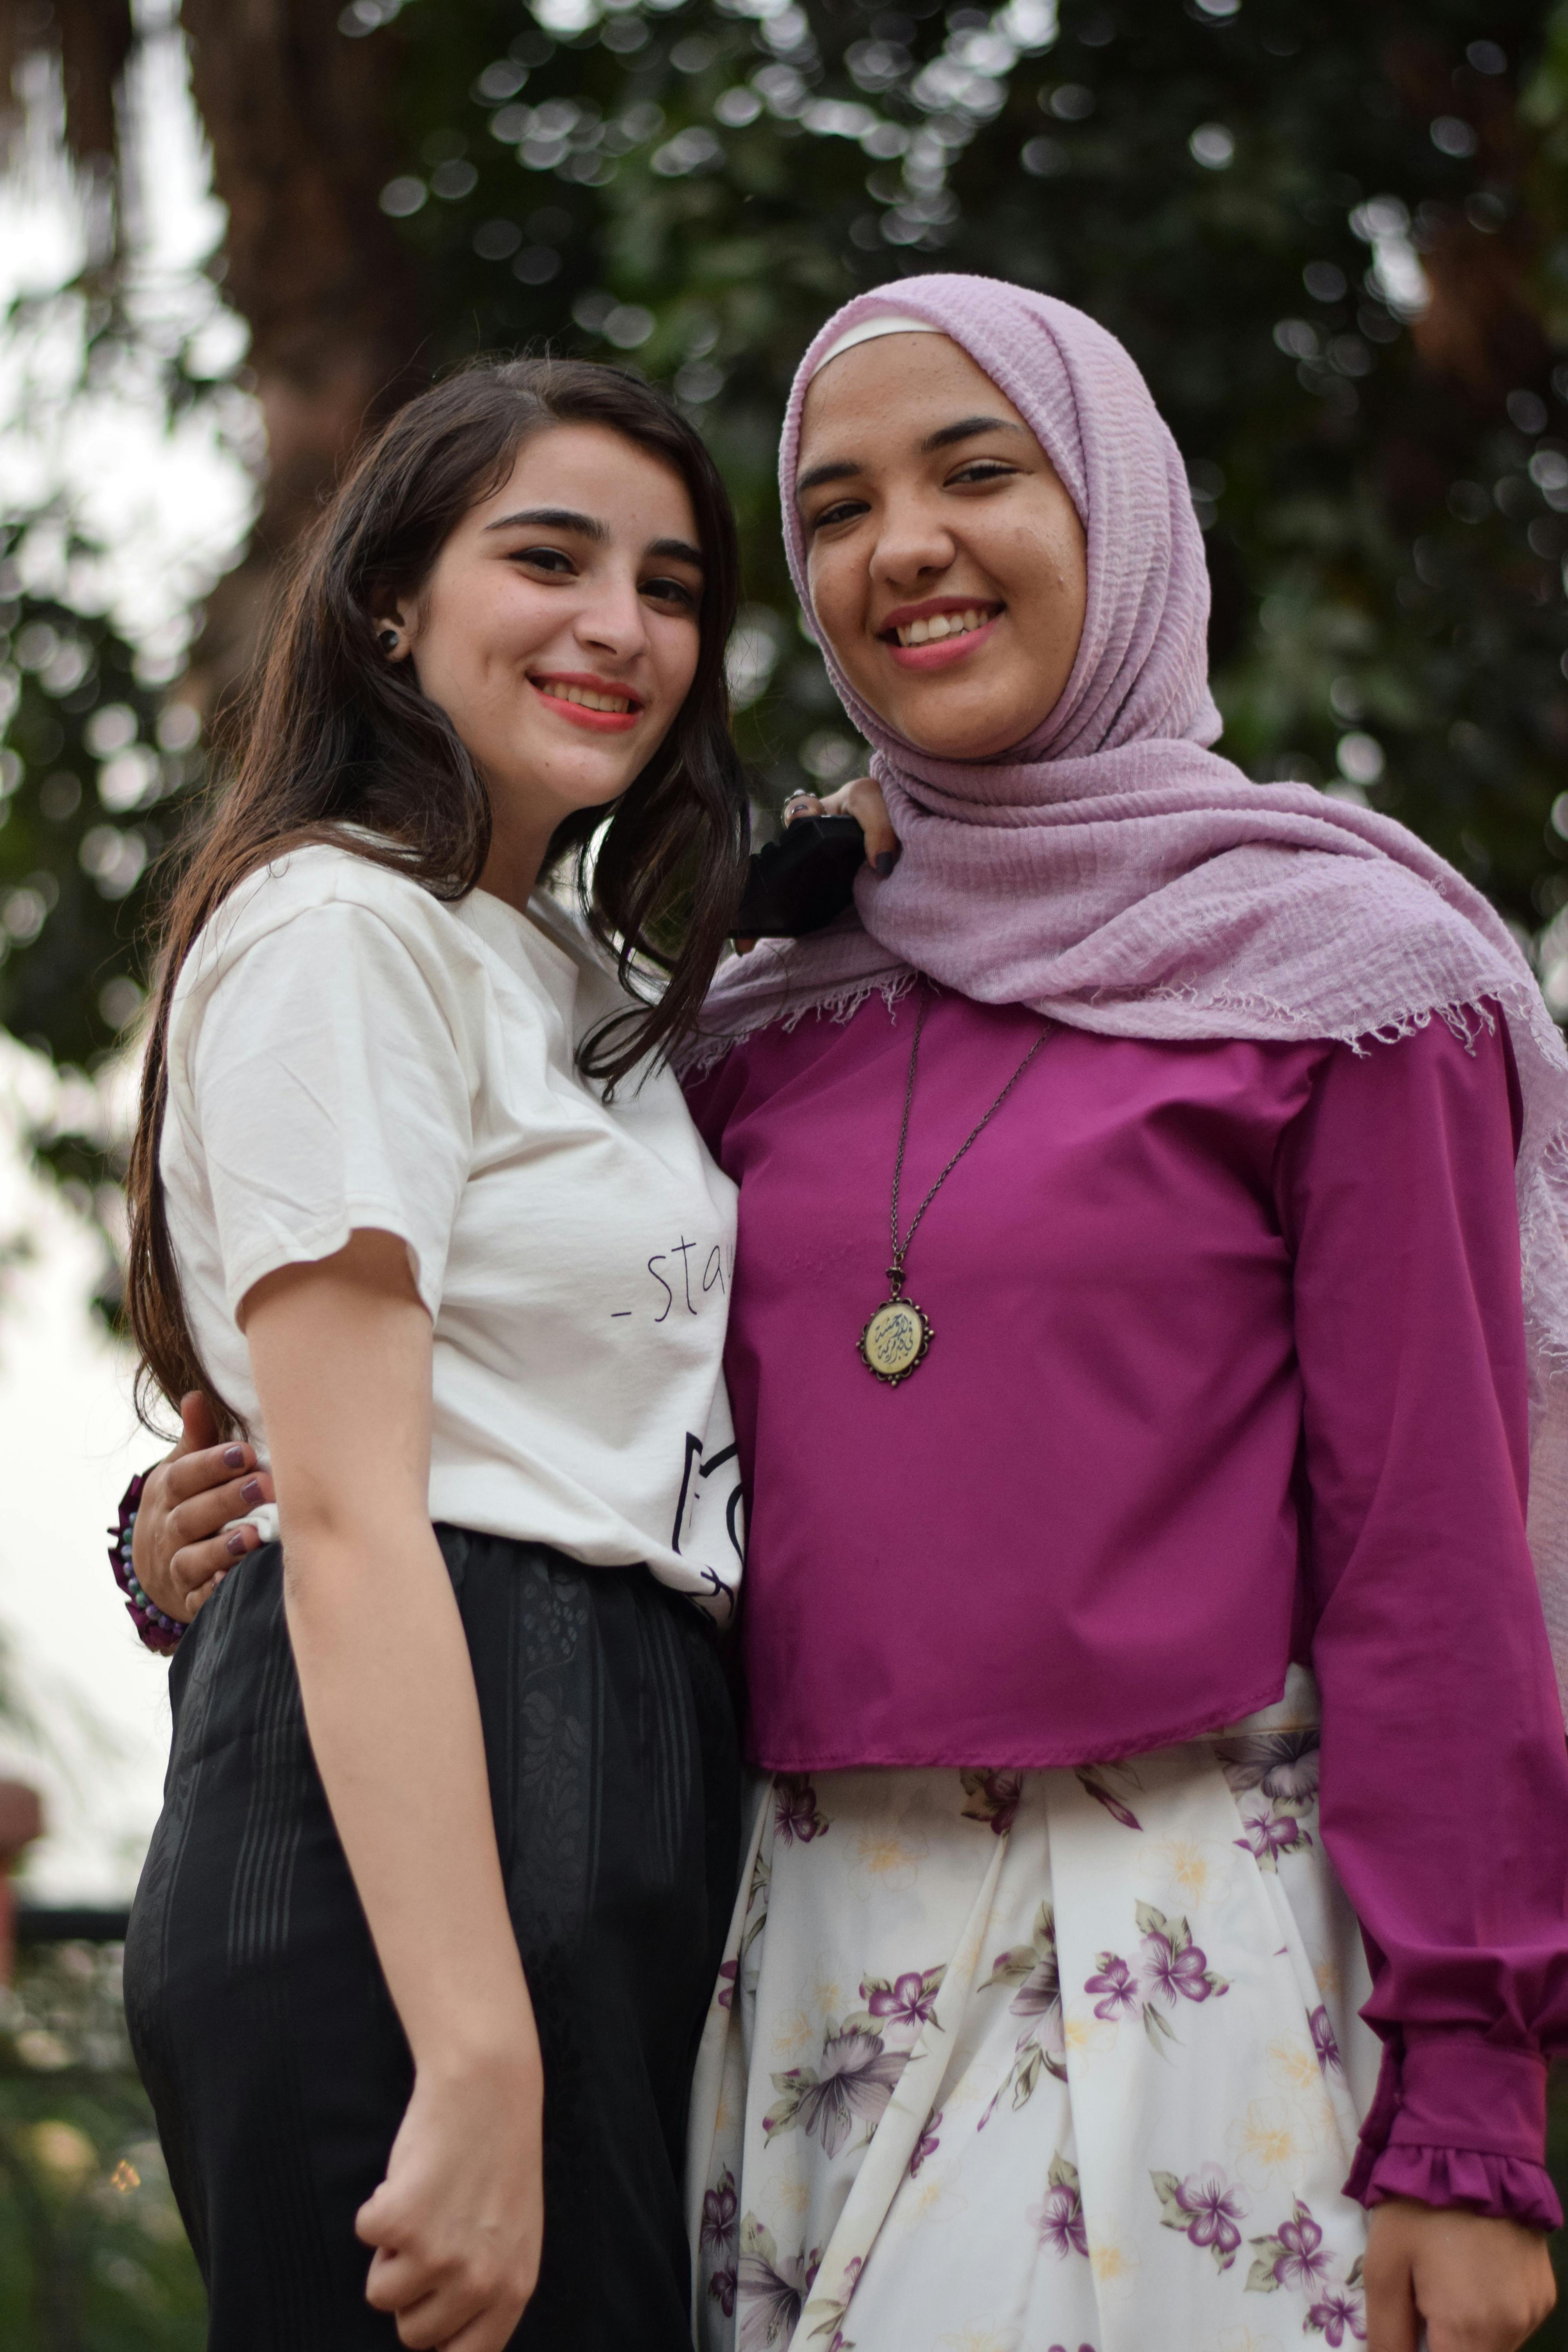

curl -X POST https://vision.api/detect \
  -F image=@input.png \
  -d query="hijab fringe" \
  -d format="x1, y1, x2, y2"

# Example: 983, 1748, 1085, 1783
677, 967, 919, 1081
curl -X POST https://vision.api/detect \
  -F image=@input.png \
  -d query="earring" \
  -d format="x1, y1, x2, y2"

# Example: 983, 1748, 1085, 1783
378, 628, 400, 654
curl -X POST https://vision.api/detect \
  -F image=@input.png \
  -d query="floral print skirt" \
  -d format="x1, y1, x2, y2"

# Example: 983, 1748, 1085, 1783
687, 1668, 1382, 2352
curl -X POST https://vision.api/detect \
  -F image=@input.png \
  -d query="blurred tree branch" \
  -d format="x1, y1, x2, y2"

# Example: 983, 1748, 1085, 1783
0, 1, 132, 178
177, 0, 425, 708
4, 0, 1568, 1126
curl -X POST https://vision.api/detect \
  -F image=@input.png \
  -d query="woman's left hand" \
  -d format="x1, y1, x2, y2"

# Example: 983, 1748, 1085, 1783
1364, 2197, 1555, 2350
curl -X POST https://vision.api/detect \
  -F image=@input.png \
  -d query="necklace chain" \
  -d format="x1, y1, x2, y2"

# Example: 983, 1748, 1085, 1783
887, 987, 1049, 1290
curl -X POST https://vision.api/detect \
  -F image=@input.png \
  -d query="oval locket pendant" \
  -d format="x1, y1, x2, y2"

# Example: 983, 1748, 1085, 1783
858, 1293, 934, 1386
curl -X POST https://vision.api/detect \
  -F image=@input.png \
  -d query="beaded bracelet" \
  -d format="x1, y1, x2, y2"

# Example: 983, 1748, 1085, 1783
109, 1471, 189, 1655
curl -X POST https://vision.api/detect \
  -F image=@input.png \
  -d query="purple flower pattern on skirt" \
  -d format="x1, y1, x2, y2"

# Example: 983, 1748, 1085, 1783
1250, 2200, 1334, 2294
731, 1840, 772, 1993
1217, 1727, 1320, 1876
1141, 1907, 1226, 2009
805, 2255, 862, 2352
774, 1776, 828, 1846
1028, 2155, 1090, 2258
1234, 1802, 1314, 1871
1074, 1761, 1143, 1830
737, 2214, 818, 2350
1085, 1902, 1230, 2050
1152, 2165, 1247, 2272
1084, 1951, 1140, 2020
702, 2165, 739, 2317
860, 1965, 944, 2040
1309, 2003, 1343, 2076
697, 1711, 1367, 2352
1214, 1728, 1321, 1808
978, 1901, 1068, 2124
959, 1768, 1022, 1835
909, 2109, 942, 2178
1307, 2289, 1368, 2344
1245, 2196, 1366, 2345
1260, 2192, 1335, 2286
702, 2165, 737, 2257
764, 2024, 909, 2160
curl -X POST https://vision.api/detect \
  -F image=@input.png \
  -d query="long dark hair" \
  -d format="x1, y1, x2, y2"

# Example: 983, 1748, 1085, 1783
127, 355, 750, 1427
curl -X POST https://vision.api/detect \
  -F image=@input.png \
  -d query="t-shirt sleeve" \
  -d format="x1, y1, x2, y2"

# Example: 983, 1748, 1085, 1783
180, 899, 473, 1320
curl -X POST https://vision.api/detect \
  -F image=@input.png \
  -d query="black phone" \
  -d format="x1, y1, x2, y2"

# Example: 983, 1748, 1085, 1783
730, 814, 865, 939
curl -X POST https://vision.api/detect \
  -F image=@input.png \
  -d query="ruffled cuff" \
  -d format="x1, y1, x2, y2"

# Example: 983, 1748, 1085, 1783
1357, 2143, 1561, 2231
1345, 2032, 1560, 2231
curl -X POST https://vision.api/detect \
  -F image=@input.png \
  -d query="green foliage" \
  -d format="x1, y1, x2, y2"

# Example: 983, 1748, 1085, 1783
0, 1942, 203, 2351
0, 546, 202, 1306
4, 0, 1568, 1056
0, 549, 200, 1073
367, 0, 1568, 942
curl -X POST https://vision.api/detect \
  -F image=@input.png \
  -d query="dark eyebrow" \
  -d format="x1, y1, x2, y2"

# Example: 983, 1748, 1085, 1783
920, 414, 1029, 454
482, 511, 701, 570
483, 506, 607, 540
795, 457, 863, 504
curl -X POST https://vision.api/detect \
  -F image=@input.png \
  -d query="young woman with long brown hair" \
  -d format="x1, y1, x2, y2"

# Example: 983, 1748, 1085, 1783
116, 356, 753, 2352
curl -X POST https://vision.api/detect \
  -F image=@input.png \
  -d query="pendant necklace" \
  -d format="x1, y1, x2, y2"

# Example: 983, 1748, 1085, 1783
858, 986, 1050, 1387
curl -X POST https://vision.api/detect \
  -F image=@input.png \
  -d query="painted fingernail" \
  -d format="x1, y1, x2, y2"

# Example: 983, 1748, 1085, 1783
225, 1529, 249, 1557
223, 1445, 245, 1469
873, 851, 896, 878
240, 1477, 264, 1507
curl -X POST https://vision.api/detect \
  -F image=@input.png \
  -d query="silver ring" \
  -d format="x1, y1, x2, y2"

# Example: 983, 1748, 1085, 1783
782, 791, 817, 820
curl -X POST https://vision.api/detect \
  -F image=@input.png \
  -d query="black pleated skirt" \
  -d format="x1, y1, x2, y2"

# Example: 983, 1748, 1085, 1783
123, 1526, 741, 2351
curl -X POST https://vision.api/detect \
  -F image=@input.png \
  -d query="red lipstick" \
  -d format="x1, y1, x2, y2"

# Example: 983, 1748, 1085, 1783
529, 671, 644, 733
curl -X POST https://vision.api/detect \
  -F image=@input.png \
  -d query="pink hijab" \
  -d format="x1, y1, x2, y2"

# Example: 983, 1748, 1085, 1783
697, 272, 1568, 1704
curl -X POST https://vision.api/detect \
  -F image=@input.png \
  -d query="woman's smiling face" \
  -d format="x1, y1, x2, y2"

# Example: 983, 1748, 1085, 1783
385, 421, 704, 835
796, 332, 1088, 760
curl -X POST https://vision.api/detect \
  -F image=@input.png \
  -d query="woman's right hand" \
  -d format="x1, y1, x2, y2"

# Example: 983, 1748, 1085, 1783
131, 1390, 275, 1624
783, 774, 900, 869
732, 774, 900, 955
357, 2044, 544, 2350
246, 1229, 546, 2348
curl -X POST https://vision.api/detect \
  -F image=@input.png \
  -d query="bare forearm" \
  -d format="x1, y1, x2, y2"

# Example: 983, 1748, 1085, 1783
243, 1233, 536, 2082
236, 1237, 542, 2336
284, 1511, 537, 2074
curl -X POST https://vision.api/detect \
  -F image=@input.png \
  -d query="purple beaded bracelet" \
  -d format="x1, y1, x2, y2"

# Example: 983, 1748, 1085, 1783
109, 1471, 189, 1655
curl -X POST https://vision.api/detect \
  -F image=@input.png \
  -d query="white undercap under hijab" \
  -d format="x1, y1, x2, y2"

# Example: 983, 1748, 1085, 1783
806, 313, 943, 379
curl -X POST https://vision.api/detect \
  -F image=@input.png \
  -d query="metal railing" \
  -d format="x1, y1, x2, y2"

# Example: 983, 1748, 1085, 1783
14, 1907, 131, 1947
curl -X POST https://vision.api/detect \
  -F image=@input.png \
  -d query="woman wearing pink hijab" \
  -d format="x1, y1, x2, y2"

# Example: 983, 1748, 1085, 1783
681, 278, 1568, 2352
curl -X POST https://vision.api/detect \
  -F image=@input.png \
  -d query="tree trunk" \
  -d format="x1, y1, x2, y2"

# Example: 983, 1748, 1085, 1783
1383, 30, 1549, 412
178, 0, 424, 710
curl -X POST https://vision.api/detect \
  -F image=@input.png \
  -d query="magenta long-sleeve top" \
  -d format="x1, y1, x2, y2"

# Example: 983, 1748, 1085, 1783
684, 986, 1568, 2229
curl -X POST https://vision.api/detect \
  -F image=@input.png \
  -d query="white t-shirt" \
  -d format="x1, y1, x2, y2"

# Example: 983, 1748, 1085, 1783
160, 844, 744, 1619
